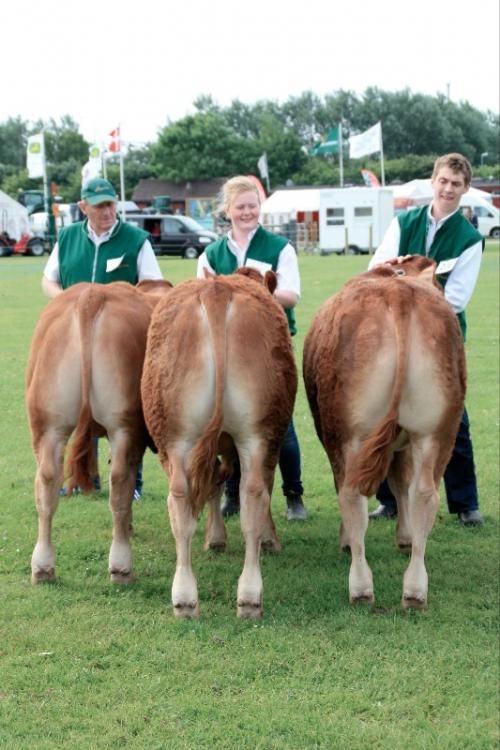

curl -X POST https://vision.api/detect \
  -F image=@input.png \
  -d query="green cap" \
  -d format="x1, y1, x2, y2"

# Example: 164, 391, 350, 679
81, 178, 117, 205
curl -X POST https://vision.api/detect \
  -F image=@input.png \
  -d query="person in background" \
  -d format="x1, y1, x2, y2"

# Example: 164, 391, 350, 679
42, 177, 164, 501
197, 175, 308, 521
463, 206, 479, 230
368, 153, 483, 526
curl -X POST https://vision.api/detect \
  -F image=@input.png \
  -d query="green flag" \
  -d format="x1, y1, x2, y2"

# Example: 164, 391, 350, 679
311, 127, 339, 155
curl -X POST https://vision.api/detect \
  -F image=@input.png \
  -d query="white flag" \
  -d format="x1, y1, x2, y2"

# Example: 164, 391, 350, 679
257, 153, 269, 180
26, 133, 45, 178
349, 122, 382, 159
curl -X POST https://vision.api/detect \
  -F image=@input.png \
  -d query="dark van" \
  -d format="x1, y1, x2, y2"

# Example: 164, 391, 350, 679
126, 214, 217, 258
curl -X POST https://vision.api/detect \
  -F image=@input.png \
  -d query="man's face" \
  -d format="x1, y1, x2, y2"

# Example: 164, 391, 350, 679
79, 200, 117, 235
431, 166, 468, 217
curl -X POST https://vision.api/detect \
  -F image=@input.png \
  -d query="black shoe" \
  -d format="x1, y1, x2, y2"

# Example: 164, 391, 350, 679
368, 503, 397, 520
286, 494, 308, 521
221, 495, 240, 517
458, 509, 483, 526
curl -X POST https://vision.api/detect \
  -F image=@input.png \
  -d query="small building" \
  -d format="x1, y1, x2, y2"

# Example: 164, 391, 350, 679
132, 178, 227, 229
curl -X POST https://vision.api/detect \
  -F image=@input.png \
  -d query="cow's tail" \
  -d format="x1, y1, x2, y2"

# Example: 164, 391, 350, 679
66, 286, 106, 494
348, 293, 411, 497
188, 281, 231, 515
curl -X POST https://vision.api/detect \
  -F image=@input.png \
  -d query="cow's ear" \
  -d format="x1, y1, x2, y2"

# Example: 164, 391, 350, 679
420, 264, 438, 286
264, 270, 277, 295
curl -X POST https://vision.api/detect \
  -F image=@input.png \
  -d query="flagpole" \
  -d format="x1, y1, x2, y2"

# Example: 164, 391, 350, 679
338, 123, 344, 188
102, 142, 107, 180
379, 123, 385, 186
118, 125, 125, 220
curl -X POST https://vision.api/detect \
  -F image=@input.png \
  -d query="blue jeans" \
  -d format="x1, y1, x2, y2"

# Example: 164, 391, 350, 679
376, 409, 479, 514
225, 419, 303, 498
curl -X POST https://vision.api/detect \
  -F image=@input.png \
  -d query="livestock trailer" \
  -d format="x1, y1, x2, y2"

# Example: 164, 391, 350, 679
319, 187, 394, 254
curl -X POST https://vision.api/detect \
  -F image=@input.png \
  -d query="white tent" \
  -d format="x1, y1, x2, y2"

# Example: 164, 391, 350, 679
0, 190, 30, 241
388, 179, 492, 208
260, 188, 320, 223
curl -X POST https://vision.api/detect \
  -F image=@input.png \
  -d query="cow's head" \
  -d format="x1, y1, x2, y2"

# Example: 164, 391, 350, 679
235, 266, 278, 295
370, 255, 441, 289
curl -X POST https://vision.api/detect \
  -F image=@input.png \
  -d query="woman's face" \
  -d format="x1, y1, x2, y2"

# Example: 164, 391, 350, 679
227, 190, 260, 234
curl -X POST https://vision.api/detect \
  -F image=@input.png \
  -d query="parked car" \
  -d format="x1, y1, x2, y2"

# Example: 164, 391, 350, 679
126, 214, 217, 258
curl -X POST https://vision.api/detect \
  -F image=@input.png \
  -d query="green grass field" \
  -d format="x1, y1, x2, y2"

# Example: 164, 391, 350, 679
0, 246, 498, 749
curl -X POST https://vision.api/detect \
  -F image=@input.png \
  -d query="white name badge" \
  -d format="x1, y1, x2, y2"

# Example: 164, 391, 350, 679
435, 257, 458, 275
106, 255, 125, 273
245, 258, 272, 275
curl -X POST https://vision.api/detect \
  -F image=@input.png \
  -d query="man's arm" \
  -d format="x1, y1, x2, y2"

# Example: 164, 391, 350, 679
41, 243, 63, 298
368, 217, 401, 269
41, 276, 63, 298
443, 241, 483, 313
137, 240, 163, 280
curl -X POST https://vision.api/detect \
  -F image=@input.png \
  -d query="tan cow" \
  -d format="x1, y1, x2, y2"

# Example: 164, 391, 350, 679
26, 279, 172, 585
141, 270, 297, 618
303, 256, 466, 608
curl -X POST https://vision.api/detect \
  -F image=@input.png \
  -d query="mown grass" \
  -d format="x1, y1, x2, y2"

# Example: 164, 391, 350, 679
0, 245, 498, 749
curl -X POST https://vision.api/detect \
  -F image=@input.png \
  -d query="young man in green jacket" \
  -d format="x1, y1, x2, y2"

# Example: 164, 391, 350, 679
368, 153, 483, 526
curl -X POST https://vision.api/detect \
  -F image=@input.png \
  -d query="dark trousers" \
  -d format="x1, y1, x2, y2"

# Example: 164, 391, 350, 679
225, 419, 304, 499
376, 409, 479, 514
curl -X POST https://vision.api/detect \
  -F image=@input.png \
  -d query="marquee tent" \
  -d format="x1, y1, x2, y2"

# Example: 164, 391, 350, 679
0, 190, 30, 241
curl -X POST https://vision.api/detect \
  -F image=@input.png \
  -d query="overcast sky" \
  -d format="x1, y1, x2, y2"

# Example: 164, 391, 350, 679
4, 0, 499, 146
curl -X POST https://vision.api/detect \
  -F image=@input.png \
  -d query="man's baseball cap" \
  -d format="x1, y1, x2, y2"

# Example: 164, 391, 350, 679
81, 178, 117, 205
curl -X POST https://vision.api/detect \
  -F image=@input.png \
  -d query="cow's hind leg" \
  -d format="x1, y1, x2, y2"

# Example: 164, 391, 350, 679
167, 453, 199, 618
31, 431, 66, 583
108, 430, 138, 584
237, 453, 270, 618
338, 478, 374, 605
402, 437, 440, 609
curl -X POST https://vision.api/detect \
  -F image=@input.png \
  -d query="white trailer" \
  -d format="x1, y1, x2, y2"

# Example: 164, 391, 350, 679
319, 187, 394, 255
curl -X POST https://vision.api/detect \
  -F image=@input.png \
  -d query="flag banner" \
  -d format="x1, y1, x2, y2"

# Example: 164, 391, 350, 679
81, 160, 101, 185
349, 122, 382, 158
361, 168, 381, 187
257, 153, 269, 180
26, 133, 45, 178
108, 127, 120, 153
311, 127, 340, 155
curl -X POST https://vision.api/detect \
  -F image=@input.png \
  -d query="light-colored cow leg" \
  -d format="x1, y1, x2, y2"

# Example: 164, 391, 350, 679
31, 433, 65, 583
402, 439, 439, 609
338, 483, 374, 604
167, 455, 199, 618
237, 459, 268, 618
204, 484, 226, 551
108, 432, 137, 584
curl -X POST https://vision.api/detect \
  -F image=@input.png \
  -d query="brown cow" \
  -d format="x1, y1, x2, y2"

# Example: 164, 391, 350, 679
141, 270, 296, 618
26, 280, 172, 585
303, 256, 466, 608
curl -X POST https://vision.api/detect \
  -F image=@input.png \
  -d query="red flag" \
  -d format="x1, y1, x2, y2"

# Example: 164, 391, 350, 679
361, 169, 381, 188
108, 127, 120, 153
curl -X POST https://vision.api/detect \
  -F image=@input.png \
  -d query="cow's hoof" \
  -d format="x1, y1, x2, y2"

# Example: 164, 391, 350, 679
261, 537, 281, 553
173, 602, 199, 619
237, 600, 262, 619
204, 539, 226, 552
350, 591, 375, 605
31, 568, 56, 584
110, 570, 136, 584
402, 593, 427, 610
